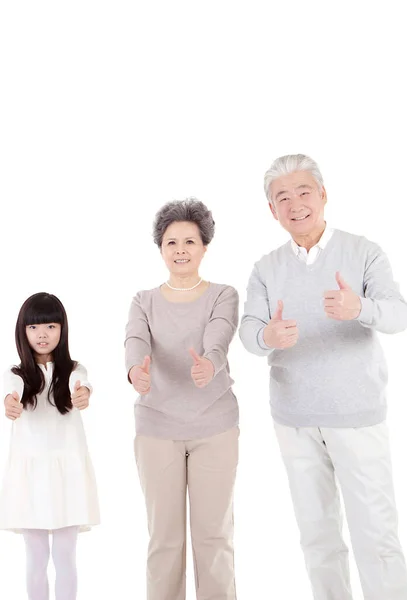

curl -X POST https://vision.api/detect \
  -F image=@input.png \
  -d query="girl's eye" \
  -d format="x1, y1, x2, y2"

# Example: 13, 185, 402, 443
28, 325, 36, 330
48, 325, 55, 329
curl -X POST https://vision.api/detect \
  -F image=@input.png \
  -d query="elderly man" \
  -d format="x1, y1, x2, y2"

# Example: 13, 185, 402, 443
240, 154, 407, 600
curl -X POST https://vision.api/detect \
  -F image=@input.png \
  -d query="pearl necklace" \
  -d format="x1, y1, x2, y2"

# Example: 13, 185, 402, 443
165, 278, 203, 292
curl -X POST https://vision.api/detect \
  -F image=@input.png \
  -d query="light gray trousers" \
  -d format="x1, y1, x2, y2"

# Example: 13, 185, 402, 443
274, 421, 407, 600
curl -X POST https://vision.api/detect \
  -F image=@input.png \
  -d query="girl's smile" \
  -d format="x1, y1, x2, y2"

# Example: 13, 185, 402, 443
26, 323, 61, 364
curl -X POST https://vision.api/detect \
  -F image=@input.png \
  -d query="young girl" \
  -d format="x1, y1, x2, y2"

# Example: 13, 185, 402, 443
0, 292, 100, 600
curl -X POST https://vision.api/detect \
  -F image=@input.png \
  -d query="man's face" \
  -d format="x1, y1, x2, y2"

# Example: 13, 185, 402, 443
268, 171, 327, 237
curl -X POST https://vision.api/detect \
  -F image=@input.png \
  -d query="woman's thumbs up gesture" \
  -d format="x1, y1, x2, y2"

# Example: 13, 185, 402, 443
189, 348, 215, 388
129, 356, 151, 395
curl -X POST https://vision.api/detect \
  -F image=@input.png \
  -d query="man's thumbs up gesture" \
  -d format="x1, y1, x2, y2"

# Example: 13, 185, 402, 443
263, 300, 299, 349
4, 391, 23, 420
129, 356, 151, 395
189, 348, 215, 388
324, 272, 362, 320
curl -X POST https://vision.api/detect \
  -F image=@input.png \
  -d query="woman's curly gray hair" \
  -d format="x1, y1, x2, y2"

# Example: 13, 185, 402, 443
153, 197, 215, 247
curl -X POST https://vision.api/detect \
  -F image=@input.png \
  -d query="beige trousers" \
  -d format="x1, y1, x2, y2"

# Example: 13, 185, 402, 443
274, 421, 407, 600
135, 427, 239, 600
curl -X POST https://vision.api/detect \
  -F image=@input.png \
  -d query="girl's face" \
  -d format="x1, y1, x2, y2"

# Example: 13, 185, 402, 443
161, 221, 207, 277
26, 323, 61, 361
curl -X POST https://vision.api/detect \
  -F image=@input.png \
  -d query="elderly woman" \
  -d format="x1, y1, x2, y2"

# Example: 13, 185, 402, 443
125, 198, 239, 600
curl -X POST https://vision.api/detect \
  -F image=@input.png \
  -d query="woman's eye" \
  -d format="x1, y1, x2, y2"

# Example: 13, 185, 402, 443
186, 240, 194, 244
168, 241, 175, 245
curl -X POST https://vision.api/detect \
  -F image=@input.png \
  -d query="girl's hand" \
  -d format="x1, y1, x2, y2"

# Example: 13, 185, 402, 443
71, 381, 90, 410
129, 356, 151, 395
4, 391, 23, 420
189, 348, 215, 388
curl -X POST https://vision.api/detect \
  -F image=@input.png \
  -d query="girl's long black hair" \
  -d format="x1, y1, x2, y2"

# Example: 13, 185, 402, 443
11, 293, 77, 414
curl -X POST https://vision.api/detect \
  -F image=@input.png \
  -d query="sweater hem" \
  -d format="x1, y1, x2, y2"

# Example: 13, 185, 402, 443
135, 406, 239, 440
271, 406, 387, 428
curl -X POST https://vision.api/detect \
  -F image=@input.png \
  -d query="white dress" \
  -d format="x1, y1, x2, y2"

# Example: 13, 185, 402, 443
0, 362, 100, 532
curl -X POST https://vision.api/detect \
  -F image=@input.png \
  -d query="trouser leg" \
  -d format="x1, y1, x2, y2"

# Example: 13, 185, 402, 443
324, 423, 407, 600
187, 427, 239, 600
274, 423, 352, 600
135, 435, 187, 600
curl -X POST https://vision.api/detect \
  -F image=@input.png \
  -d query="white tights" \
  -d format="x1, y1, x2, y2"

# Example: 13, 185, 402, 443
22, 526, 79, 600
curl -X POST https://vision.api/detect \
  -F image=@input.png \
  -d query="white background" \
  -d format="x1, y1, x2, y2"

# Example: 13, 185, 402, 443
0, 1, 406, 599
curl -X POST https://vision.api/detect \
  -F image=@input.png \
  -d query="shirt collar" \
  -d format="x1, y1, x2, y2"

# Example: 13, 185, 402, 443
291, 224, 333, 256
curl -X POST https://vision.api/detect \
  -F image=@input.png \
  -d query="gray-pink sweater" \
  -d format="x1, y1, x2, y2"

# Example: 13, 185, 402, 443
125, 283, 239, 439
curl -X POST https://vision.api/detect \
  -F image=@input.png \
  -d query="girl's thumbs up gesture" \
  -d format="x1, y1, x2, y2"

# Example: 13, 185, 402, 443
71, 380, 90, 410
129, 356, 151, 395
189, 348, 215, 388
4, 391, 23, 420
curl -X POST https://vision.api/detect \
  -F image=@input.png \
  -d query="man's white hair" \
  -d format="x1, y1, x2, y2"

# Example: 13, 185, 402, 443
264, 154, 324, 204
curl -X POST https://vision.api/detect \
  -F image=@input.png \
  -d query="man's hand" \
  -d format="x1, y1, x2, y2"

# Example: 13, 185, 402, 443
189, 348, 215, 388
129, 356, 151, 395
4, 391, 23, 420
263, 300, 299, 349
324, 272, 362, 321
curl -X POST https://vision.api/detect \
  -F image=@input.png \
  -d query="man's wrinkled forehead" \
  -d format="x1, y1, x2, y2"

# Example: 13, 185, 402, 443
270, 171, 318, 200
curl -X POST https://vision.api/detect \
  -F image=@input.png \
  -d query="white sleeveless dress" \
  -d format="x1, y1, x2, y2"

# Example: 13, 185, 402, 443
0, 362, 100, 532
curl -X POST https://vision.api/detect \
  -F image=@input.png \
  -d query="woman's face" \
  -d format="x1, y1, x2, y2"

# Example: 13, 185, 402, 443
161, 221, 207, 277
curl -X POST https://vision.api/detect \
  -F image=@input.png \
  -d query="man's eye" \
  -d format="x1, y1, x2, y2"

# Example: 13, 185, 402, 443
300, 192, 309, 196
280, 197, 288, 202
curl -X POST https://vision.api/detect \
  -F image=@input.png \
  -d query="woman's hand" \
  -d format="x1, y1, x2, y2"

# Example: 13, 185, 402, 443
129, 356, 151, 395
71, 381, 90, 410
4, 391, 23, 420
189, 348, 215, 388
